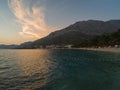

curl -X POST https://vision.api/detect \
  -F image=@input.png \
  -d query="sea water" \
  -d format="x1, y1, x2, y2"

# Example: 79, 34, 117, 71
0, 49, 120, 90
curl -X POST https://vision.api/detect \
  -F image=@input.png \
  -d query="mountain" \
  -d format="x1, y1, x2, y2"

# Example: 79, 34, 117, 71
76, 29, 120, 47
16, 42, 33, 49
0, 44, 18, 49
46, 20, 120, 36
18, 20, 120, 48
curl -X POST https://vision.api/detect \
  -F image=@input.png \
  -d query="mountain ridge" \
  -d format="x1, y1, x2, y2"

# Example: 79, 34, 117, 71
29, 20, 120, 48
1, 19, 120, 49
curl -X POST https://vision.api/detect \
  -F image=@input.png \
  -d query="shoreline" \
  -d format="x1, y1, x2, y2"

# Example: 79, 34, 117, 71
0, 48, 120, 53
79, 47, 120, 53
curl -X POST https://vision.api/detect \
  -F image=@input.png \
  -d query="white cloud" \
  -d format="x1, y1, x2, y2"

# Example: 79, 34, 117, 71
8, 0, 50, 38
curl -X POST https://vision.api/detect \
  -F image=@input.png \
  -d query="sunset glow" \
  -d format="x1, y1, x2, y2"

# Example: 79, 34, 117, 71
0, 0, 120, 44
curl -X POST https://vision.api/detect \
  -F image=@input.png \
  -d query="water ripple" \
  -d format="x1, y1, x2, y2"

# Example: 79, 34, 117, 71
0, 49, 120, 90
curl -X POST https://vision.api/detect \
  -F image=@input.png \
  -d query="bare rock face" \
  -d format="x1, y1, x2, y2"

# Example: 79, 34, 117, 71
18, 20, 120, 48
48, 20, 120, 37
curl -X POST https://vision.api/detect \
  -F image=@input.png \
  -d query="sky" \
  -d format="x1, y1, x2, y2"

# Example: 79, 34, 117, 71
0, 0, 120, 44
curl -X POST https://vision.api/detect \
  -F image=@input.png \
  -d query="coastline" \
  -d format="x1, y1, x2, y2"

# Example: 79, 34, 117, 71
79, 47, 120, 53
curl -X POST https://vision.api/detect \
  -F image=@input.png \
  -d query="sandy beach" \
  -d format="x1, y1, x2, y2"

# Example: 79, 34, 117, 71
79, 47, 120, 53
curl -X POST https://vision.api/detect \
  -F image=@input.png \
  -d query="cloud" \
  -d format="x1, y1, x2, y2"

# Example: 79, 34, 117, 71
8, 0, 50, 38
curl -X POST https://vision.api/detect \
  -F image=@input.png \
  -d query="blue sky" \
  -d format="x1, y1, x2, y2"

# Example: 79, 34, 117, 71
0, 0, 120, 44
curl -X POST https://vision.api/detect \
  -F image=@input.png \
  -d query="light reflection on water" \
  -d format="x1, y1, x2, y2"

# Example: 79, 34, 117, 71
0, 49, 57, 89
17, 50, 54, 76
0, 49, 120, 90
16, 50, 58, 89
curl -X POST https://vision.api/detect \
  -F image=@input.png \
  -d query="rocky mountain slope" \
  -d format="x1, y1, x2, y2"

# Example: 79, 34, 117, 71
17, 20, 120, 48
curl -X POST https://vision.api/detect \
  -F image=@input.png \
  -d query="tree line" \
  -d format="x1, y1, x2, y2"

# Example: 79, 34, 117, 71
74, 29, 120, 48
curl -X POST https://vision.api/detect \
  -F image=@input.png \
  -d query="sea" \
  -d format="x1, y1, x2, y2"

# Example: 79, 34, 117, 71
0, 49, 120, 90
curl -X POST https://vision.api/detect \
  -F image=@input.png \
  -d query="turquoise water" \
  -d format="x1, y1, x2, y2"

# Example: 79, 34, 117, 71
0, 49, 120, 90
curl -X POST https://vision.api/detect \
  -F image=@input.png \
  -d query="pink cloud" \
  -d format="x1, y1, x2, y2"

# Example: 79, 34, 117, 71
8, 0, 50, 38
